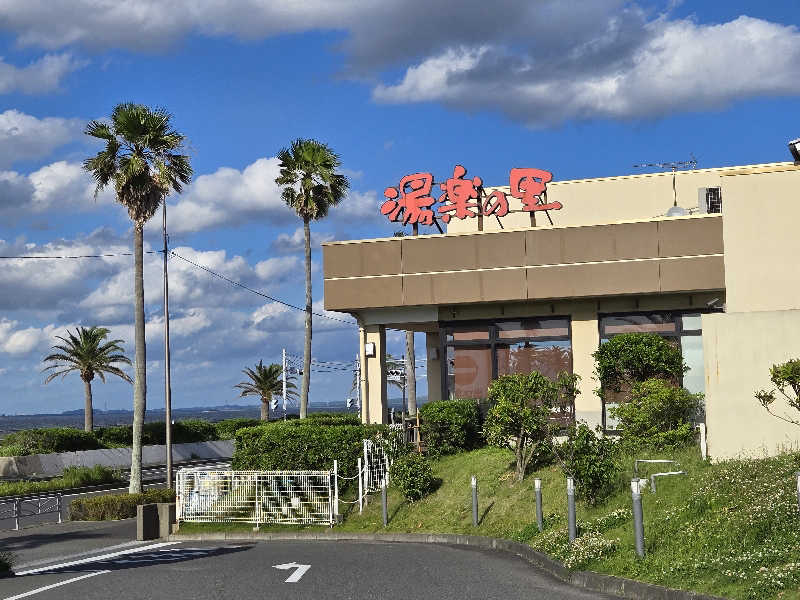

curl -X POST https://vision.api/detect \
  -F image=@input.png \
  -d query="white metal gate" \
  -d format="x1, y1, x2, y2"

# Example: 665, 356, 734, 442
176, 469, 334, 526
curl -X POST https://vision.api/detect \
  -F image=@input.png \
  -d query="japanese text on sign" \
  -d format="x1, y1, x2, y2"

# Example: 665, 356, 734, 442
381, 165, 559, 226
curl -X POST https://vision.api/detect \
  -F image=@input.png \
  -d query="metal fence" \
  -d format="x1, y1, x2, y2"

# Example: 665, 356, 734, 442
0, 493, 63, 530
176, 469, 335, 526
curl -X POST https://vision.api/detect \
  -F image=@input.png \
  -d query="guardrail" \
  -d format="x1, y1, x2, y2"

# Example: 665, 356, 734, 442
176, 469, 335, 527
0, 493, 62, 530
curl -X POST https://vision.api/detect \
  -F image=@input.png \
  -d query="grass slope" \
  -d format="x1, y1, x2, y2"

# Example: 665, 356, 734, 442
0, 465, 120, 497
338, 446, 800, 600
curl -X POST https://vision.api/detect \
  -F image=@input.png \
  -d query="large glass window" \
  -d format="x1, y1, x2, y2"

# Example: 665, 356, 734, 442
442, 317, 572, 403
598, 311, 705, 432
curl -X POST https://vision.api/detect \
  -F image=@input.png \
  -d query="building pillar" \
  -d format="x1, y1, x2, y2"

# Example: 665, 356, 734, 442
358, 325, 369, 423
425, 332, 442, 403
363, 324, 388, 424
570, 302, 601, 429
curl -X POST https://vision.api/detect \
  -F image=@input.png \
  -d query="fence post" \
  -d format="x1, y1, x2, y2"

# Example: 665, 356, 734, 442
363, 442, 370, 492
57, 493, 63, 524
471, 475, 479, 527
333, 460, 339, 519
358, 457, 364, 513
381, 479, 388, 527
534, 478, 543, 532
13, 498, 20, 531
384, 453, 391, 486
566, 477, 576, 542
632, 478, 645, 558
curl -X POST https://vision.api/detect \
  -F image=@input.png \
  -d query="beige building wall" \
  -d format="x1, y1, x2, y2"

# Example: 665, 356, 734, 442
363, 325, 388, 424
446, 162, 792, 234
703, 310, 800, 459
719, 165, 800, 313
570, 302, 602, 429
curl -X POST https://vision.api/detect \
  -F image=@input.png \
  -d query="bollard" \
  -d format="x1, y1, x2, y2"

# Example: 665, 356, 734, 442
13, 498, 20, 531
796, 472, 800, 514
381, 479, 388, 527
534, 478, 543, 532
57, 493, 63, 524
631, 479, 645, 558
471, 475, 479, 527
566, 477, 576, 542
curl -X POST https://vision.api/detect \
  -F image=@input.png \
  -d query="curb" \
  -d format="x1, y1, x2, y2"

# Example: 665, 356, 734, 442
168, 531, 726, 600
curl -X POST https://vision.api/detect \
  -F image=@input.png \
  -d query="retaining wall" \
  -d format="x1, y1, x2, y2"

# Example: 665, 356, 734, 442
0, 440, 234, 479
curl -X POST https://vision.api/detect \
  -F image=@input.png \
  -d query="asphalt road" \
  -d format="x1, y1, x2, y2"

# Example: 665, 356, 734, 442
1, 540, 615, 600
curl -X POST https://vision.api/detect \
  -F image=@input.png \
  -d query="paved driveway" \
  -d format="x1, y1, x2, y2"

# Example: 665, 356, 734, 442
1, 540, 615, 600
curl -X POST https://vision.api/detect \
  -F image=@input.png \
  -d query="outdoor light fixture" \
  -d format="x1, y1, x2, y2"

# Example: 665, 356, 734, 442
364, 342, 376, 358
788, 138, 800, 163
666, 204, 688, 217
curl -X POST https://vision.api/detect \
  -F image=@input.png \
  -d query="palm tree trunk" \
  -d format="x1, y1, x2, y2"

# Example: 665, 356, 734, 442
261, 397, 269, 421
130, 224, 147, 494
83, 378, 94, 432
301, 216, 312, 419
405, 331, 417, 416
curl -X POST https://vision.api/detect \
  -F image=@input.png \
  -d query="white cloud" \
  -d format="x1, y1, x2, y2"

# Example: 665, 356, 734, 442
0, 53, 84, 94
165, 157, 294, 234
270, 228, 334, 254
0, 110, 82, 168
254, 255, 301, 280
373, 16, 800, 126
3, 2, 800, 124
0, 318, 62, 355
329, 190, 384, 223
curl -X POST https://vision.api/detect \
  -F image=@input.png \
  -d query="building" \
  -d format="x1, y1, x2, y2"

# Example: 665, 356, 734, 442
322, 161, 800, 460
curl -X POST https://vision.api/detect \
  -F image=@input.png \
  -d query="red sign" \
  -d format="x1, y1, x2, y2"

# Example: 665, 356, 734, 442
381, 164, 558, 226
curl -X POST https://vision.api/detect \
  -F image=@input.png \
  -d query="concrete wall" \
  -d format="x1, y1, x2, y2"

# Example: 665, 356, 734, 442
719, 165, 800, 313
0, 440, 234, 479
703, 310, 800, 460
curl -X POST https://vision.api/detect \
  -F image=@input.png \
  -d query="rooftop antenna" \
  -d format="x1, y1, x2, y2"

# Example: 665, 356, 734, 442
633, 156, 697, 216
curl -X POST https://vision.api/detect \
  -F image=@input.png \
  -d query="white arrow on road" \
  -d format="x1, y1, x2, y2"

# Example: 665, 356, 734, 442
273, 562, 311, 583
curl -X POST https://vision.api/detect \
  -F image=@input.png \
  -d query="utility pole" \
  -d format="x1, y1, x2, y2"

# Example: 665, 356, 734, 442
162, 200, 173, 490
282, 348, 287, 420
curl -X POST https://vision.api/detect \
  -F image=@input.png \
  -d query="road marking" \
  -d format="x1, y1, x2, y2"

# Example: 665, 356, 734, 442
273, 562, 311, 583
15, 542, 180, 575
2, 570, 110, 600
14, 540, 146, 571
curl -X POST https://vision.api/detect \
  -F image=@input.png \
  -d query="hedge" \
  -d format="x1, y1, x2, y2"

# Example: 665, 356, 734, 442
418, 399, 483, 456
0, 418, 253, 456
0, 551, 13, 577
232, 421, 388, 477
69, 488, 175, 521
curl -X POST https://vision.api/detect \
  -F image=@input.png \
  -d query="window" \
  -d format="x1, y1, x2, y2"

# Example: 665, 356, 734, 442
442, 317, 572, 404
705, 187, 722, 213
598, 311, 705, 432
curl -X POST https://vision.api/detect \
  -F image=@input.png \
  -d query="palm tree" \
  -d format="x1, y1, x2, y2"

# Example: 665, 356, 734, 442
234, 361, 297, 420
42, 327, 133, 432
275, 139, 349, 418
83, 103, 192, 493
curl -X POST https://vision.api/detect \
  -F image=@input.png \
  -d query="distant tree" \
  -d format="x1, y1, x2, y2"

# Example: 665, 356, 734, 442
83, 103, 192, 493
42, 327, 132, 432
275, 139, 349, 418
234, 361, 297, 421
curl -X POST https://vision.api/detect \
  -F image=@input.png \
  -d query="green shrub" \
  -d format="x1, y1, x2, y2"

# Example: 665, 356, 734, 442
232, 422, 388, 477
69, 488, 175, 521
557, 424, 621, 506
305, 413, 361, 426
610, 378, 701, 450
419, 399, 483, 457
0, 465, 121, 497
173, 419, 217, 444
0, 427, 101, 455
96, 419, 221, 447
484, 373, 556, 481
94, 425, 132, 448
214, 418, 263, 440
390, 453, 436, 502
593, 333, 686, 397
0, 550, 14, 577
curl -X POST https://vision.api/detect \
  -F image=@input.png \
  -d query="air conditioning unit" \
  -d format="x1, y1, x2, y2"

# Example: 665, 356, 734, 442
697, 187, 722, 214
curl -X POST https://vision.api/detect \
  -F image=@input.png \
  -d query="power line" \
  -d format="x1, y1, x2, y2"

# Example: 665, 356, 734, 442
170, 251, 357, 326
0, 251, 160, 259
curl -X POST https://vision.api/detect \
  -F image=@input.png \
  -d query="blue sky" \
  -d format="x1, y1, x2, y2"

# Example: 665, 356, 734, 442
1, 1, 799, 415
